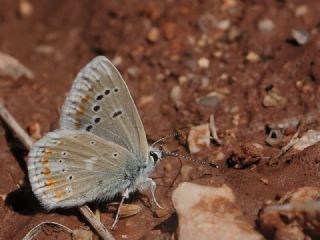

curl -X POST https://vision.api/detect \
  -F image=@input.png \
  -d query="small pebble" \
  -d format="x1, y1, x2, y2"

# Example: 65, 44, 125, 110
222, 0, 237, 10
217, 19, 231, 31
156, 73, 165, 81
263, 91, 287, 108
138, 95, 154, 107
164, 69, 171, 76
227, 26, 241, 41
200, 77, 209, 89
246, 51, 260, 63
295, 5, 308, 17
208, 151, 225, 165
232, 114, 240, 126
197, 34, 207, 47
0, 194, 7, 201
127, 66, 141, 77
258, 19, 275, 33
291, 29, 309, 45
178, 75, 188, 85
187, 36, 196, 45
196, 92, 223, 108
19, 0, 33, 17
112, 55, 123, 66
188, 123, 211, 153
216, 152, 225, 161
147, 27, 160, 43
198, 57, 210, 69
170, 85, 182, 107
213, 51, 223, 58
220, 73, 229, 80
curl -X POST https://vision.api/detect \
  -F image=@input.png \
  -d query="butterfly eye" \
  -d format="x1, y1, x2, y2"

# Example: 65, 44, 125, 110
150, 151, 160, 163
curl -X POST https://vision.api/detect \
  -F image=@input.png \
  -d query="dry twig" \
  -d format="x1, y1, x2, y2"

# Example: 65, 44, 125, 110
0, 102, 115, 240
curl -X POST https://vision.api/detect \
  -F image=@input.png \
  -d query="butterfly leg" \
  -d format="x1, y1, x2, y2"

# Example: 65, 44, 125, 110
147, 178, 163, 209
111, 188, 129, 230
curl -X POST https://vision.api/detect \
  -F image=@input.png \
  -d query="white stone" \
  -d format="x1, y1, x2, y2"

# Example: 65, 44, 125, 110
198, 57, 210, 69
292, 29, 309, 45
188, 124, 210, 153
172, 183, 264, 240
258, 19, 275, 33
170, 85, 182, 107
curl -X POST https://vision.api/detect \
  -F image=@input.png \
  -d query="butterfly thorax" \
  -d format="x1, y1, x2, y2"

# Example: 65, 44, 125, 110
124, 146, 163, 194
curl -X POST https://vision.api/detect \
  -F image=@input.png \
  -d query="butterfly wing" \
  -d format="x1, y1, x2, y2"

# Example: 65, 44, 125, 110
60, 56, 149, 164
28, 130, 138, 210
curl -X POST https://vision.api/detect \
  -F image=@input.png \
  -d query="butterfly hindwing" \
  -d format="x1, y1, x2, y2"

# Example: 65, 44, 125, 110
60, 56, 148, 163
28, 130, 136, 209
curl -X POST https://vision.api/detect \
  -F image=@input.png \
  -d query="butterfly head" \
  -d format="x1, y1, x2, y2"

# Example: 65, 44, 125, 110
148, 146, 164, 166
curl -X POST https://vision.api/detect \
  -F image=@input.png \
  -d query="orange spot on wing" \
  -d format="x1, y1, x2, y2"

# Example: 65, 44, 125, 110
76, 106, 84, 115
74, 120, 81, 126
45, 148, 52, 154
82, 95, 89, 102
41, 159, 49, 164
46, 179, 54, 186
55, 191, 63, 200
58, 140, 65, 145
43, 167, 51, 175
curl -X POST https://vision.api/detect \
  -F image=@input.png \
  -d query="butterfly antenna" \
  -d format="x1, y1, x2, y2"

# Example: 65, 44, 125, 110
151, 130, 186, 147
162, 150, 218, 168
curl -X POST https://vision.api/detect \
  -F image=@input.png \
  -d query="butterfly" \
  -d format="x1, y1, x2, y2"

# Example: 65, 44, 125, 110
28, 56, 164, 227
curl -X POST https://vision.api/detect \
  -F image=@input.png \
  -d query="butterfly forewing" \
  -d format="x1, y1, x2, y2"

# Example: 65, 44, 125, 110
60, 56, 149, 163
28, 130, 136, 209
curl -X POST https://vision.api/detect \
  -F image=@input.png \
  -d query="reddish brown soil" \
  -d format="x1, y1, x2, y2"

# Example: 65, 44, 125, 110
1, 1, 320, 239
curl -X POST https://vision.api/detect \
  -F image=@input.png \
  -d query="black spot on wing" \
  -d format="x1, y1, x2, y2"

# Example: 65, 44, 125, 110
86, 125, 93, 131
112, 110, 123, 118
104, 89, 111, 95
94, 117, 101, 124
93, 105, 100, 112
96, 94, 103, 101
